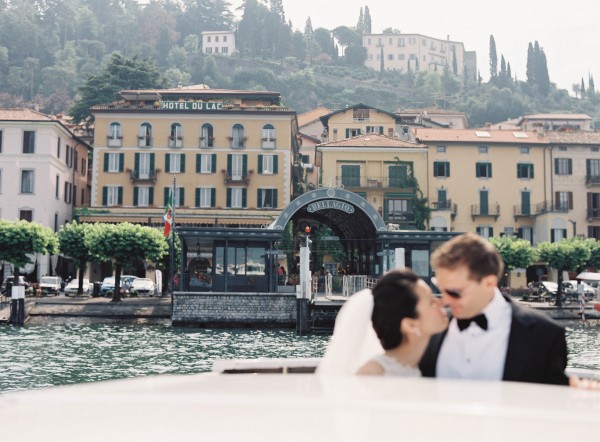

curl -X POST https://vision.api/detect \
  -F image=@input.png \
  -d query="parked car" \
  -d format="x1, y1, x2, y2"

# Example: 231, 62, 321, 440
64, 278, 91, 296
129, 278, 156, 297
39, 276, 63, 296
562, 281, 595, 301
100, 275, 138, 296
1, 276, 30, 295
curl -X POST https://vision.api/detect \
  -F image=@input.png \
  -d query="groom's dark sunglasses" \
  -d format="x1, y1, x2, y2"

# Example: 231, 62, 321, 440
431, 277, 462, 299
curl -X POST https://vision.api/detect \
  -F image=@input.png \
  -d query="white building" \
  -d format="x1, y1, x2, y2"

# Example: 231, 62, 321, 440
201, 31, 236, 56
0, 109, 91, 279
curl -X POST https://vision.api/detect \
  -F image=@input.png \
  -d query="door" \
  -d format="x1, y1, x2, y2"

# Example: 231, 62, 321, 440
480, 190, 489, 215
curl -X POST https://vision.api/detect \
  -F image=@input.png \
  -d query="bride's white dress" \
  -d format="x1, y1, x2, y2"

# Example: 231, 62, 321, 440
316, 289, 384, 375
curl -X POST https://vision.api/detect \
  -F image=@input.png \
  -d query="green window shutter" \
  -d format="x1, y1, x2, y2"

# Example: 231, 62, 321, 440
179, 188, 185, 206
379, 126, 384, 133
165, 153, 170, 172
150, 153, 155, 171
554, 158, 558, 173
211, 188, 216, 207
195, 188, 200, 207
568, 159, 573, 174
242, 188, 247, 207
180, 154, 186, 173
517, 164, 522, 178
227, 154, 232, 175
357, 129, 362, 135
257, 189, 263, 208
102, 186, 107, 205
149, 188, 154, 205
134, 153, 140, 172
476, 163, 481, 177
273, 189, 278, 208
196, 154, 201, 173
211, 154, 216, 173
164, 187, 169, 206
345, 129, 350, 138
273, 156, 278, 174
119, 154, 124, 172
104, 153, 109, 172
226, 188, 231, 207
117, 187, 123, 205
446, 162, 450, 177
489, 163, 492, 177
133, 187, 139, 206
242, 155, 247, 175
258, 155, 263, 174
530, 164, 534, 178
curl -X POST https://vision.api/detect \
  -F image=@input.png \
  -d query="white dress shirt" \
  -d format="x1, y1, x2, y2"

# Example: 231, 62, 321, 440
437, 289, 512, 380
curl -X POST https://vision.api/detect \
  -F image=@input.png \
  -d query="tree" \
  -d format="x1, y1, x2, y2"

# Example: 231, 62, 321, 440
489, 35, 497, 78
85, 223, 168, 302
58, 221, 93, 296
0, 219, 58, 288
70, 52, 163, 122
489, 236, 537, 286
537, 238, 591, 306
363, 5, 372, 34
526, 42, 535, 84
356, 7, 364, 34
344, 45, 367, 67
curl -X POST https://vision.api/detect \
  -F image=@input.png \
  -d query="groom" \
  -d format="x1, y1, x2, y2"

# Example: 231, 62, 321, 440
420, 233, 569, 385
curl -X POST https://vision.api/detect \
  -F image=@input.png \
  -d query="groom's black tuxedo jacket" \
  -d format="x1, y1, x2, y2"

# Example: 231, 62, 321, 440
419, 295, 569, 385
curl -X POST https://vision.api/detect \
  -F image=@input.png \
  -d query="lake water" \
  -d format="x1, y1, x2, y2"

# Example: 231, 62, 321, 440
1, 321, 598, 392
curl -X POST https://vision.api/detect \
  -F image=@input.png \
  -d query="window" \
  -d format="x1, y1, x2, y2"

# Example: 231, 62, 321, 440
517, 163, 534, 179
223, 35, 227, 42
518, 227, 533, 243
259, 154, 278, 174
520, 191, 531, 216
108, 123, 122, 147
478, 146, 488, 154
195, 187, 215, 208
104, 153, 124, 173
476, 162, 492, 178
201, 123, 214, 148
227, 154, 247, 180
55, 175, 60, 198
409, 37, 416, 45
166, 153, 185, 173
73, 150, 78, 171
341, 164, 360, 186
81, 158, 87, 176
385, 197, 412, 221
56, 138, 60, 158
388, 54, 394, 61
207, 36, 211, 42
555, 158, 572, 175
135, 152, 154, 179
389, 164, 409, 187
398, 37, 405, 47
345, 128, 361, 138
222, 46, 228, 54
230, 124, 245, 148
64, 182, 72, 204
23, 131, 35, 153
66, 145, 71, 167
588, 192, 600, 218
164, 187, 184, 208
558, 145, 567, 151
555, 191, 573, 210
215, 35, 219, 42
261, 124, 276, 148
133, 187, 153, 207
169, 123, 183, 148
227, 187, 246, 208
479, 189, 489, 215
476, 226, 493, 239
19, 210, 33, 221
398, 54, 405, 60
586, 159, 600, 182
257, 189, 278, 208
21, 170, 34, 193
196, 153, 215, 174
366, 126, 384, 134
352, 108, 369, 121
551, 229, 567, 242
433, 161, 450, 177
436, 146, 446, 153
138, 123, 152, 147
102, 186, 123, 206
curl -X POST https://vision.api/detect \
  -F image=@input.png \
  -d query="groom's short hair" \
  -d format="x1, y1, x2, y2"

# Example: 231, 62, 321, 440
431, 233, 503, 281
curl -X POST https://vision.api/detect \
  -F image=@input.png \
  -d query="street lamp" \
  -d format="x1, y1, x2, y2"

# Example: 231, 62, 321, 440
568, 219, 577, 237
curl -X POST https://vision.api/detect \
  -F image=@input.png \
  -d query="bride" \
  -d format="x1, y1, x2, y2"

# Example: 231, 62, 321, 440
317, 269, 448, 376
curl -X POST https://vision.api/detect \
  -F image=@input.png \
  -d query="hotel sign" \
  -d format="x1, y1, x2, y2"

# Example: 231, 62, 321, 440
160, 101, 223, 111
307, 200, 355, 214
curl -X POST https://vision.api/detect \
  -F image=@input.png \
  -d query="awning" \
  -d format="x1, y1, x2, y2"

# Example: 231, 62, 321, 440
576, 272, 600, 281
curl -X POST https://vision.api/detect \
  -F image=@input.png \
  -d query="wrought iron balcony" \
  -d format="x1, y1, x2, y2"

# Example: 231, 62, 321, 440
471, 204, 500, 220
534, 202, 568, 215
513, 205, 533, 218
431, 200, 457, 219
128, 168, 159, 183
335, 176, 418, 190
587, 208, 600, 220
586, 175, 600, 186
222, 169, 252, 185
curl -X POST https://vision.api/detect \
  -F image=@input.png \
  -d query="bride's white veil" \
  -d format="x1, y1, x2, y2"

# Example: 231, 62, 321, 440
316, 288, 383, 375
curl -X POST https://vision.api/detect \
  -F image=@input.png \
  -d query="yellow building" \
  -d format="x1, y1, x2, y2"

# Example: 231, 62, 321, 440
83, 85, 299, 228
320, 104, 401, 142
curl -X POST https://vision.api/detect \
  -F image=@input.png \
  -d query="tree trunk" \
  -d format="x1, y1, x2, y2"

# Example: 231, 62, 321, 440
555, 270, 564, 307
78, 259, 86, 296
112, 264, 122, 302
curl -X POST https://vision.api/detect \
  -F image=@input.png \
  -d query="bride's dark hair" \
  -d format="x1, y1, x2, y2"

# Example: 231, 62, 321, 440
371, 269, 420, 350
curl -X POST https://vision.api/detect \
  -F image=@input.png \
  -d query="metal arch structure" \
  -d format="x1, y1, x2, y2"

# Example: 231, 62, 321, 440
271, 188, 386, 233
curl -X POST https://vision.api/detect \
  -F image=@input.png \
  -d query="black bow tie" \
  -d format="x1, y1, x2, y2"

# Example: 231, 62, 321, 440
457, 314, 488, 331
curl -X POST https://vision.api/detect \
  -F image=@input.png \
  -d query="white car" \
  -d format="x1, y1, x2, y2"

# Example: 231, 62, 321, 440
129, 278, 156, 296
64, 278, 91, 296
39, 276, 63, 296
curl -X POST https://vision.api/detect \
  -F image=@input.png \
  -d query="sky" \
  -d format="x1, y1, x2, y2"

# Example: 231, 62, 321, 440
229, 0, 599, 93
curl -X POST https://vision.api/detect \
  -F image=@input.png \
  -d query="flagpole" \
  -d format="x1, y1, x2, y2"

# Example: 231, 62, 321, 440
169, 176, 176, 306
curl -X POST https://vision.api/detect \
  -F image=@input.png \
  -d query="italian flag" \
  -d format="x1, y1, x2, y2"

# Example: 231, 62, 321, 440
163, 190, 173, 238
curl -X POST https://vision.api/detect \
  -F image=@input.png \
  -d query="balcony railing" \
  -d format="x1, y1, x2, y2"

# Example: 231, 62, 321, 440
513, 205, 533, 218
128, 169, 159, 183
586, 175, 600, 186
222, 169, 252, 185
587, 208, 600, 220
335, 176, 418, 189
471, 204, 500, 220
431, 200, 457, 218
534, 202, 568, 215
168, 136, 183, 148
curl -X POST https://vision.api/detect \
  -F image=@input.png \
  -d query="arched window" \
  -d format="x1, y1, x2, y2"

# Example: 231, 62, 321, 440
261, 124, 276, 149
138, 122, 152, 147
108, 122, 122, 147
169, 123, 183, 148
230, 124, 245, 149
201, 123, 214, 148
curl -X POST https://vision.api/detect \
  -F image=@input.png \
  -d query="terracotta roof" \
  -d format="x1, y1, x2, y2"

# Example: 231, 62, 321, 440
545, 132, 600, 145
319, 133, 426, 148
297, 107, 331, 127
0, 108, 55, 121
414, 128, 548, 144
520, 113, 591, 120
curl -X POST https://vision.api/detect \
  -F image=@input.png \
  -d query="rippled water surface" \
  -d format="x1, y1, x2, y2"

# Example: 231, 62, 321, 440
1, 321, 598, 392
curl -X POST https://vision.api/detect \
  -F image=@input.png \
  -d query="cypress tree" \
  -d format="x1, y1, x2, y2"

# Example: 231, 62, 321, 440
356, 7, 364, 34
526, 42, 535, 84
489, 35, 497, 78
364, 6, 372, 34
581, 77, 586, 98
